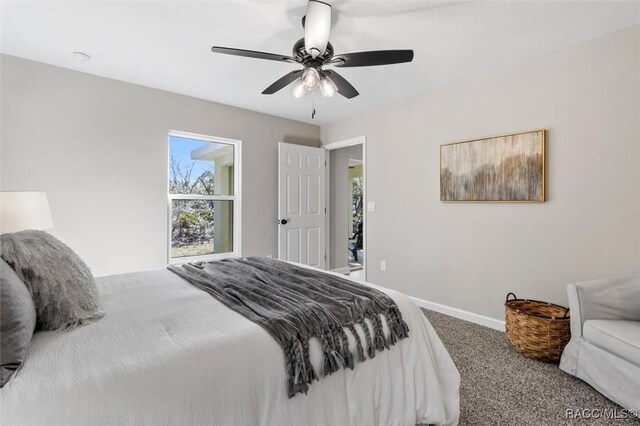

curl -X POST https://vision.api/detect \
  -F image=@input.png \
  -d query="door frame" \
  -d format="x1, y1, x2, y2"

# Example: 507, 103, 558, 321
323, 135, 367, 281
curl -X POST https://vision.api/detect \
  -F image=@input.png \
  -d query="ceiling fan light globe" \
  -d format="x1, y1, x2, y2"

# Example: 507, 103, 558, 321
302, 68, 321, 90
320, 76, 337, 97
292, 79, 306, 98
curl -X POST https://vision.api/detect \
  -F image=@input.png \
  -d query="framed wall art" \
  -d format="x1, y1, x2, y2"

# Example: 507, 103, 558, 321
440, 130, 545, 202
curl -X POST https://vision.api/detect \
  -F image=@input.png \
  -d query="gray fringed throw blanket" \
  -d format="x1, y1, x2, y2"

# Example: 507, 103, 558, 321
168, 257, 409, 397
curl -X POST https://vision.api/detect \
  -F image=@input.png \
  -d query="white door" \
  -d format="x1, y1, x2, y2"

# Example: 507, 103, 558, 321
278, 143, 326, 268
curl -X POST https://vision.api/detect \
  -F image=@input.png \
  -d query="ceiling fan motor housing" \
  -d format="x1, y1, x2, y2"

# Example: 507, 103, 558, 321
304, 0, 332, 58
293, 38, 334, 65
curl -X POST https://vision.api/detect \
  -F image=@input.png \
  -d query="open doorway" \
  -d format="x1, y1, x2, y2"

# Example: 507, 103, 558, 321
325, 137, 366, 281
348, 159, 364, 274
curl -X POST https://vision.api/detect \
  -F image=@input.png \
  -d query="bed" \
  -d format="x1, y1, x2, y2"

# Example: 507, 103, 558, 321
1, 265, 460, 426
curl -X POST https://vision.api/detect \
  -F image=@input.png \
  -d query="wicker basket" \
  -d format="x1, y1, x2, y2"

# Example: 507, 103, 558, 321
505, 293, 571, 363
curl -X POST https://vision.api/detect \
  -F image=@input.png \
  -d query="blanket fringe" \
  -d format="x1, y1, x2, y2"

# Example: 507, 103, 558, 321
347, 324, 367, 363
360, 319, 377, 359
336, 326, 354, 370
260, 311, 412, 398
302, 338, 318, 383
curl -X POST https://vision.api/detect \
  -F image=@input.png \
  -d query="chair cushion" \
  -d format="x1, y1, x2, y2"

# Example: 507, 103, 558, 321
583, 319, 640, 367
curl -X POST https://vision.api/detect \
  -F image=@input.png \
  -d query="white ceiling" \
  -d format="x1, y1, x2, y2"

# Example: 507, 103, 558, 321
2, 1, 639, 125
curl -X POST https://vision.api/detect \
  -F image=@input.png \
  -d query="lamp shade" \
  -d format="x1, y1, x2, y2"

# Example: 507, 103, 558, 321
0, 191, 54, 234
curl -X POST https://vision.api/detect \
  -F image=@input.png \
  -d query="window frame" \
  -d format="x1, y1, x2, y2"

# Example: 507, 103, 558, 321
167, 130, 242, 264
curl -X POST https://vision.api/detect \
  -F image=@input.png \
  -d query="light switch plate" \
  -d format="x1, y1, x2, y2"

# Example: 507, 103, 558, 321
380, 260, 387, 272
367, 201, 376, 212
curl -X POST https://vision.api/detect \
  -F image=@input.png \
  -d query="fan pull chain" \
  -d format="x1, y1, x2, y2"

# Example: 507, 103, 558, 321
311, 95, 316, 119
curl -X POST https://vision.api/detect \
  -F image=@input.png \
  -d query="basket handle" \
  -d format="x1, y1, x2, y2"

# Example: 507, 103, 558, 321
562, 308, 570, 318
505, 292, 517, 302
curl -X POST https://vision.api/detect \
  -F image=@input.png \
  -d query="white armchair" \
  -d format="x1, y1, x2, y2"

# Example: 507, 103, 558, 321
559, 276, 640, 411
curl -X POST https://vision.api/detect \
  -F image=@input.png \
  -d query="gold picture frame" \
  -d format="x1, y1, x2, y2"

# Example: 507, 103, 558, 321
440, 130, 546, 202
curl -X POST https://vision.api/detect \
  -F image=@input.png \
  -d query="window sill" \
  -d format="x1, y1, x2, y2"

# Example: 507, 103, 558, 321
168, 251, 240, 265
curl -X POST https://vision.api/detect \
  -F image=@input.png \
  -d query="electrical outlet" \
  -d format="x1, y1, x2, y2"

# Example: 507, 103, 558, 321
367, 201, 376, 212
380, 260, 387, 272
266, 254, 273, 259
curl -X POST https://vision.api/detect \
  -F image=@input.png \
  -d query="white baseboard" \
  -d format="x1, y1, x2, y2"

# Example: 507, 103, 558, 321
410, 296, 506, 332
330, 267, 350, 275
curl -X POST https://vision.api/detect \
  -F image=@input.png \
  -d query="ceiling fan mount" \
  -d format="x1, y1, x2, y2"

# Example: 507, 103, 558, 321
211, 0, 414, 100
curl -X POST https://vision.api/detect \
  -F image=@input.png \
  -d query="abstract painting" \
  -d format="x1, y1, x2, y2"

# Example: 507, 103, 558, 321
440, 130, 545, 202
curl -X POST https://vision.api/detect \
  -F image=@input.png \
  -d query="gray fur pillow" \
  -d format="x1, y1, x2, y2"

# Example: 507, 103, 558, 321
0, 230, 102, 331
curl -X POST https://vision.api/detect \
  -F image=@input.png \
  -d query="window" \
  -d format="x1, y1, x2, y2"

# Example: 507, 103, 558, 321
168, 131, 241, 262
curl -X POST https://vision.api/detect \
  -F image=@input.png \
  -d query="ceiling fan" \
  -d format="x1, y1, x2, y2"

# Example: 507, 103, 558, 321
211, 0, 414, 99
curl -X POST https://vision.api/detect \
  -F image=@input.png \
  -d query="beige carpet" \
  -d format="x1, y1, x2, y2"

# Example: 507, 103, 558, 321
422, 309, 639, 425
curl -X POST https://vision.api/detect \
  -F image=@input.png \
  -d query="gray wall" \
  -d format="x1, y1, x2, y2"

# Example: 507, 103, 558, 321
321, 26, 640, 320
329, 144, 362, 270
0, 55, 320, 276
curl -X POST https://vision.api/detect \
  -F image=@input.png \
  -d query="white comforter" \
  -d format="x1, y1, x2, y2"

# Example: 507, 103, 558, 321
1, 267, 460, 426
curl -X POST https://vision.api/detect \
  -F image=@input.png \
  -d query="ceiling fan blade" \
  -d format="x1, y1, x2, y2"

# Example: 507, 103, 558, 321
304, 0, 332, 58
324, 70, 359, 99
211, 46, 297, 63
262, 70, 303, 95
331, 50, 414, 67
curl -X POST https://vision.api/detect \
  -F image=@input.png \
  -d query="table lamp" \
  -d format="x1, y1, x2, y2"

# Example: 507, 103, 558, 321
0, 191, 54, 234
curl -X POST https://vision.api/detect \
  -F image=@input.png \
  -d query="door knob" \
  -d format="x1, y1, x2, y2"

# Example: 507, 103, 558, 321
278, 219, 289, 225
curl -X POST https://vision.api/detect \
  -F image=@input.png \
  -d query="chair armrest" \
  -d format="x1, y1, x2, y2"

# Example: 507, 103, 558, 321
568, 276, 640, 337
